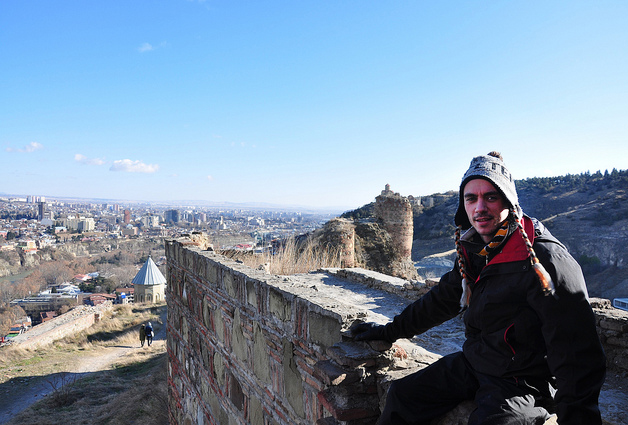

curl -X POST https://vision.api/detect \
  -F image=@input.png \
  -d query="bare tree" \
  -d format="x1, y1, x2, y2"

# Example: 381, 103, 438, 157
39, 262, 74, 286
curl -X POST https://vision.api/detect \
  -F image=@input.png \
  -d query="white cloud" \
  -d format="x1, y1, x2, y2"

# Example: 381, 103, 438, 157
110, 159, 159, 173
25, 142, 43, 152
138, 42, 154, 53
138, 41, 169, 53
6, 142, 43, 153
75, 154, 105, 166
207, 175, 214, 181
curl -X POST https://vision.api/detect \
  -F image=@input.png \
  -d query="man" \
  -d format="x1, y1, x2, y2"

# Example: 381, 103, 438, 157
139, 323, 146, 347
351, 152, 606, 425
145, 322, 153, 346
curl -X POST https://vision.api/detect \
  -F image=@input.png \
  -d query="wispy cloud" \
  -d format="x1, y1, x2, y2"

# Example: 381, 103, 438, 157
138, 42, 154, 53
207, 175, 214, 181
138, 41, 170, 53
6, 142, 43, 153
110, 159, 159, 173
75, 154, 105, 166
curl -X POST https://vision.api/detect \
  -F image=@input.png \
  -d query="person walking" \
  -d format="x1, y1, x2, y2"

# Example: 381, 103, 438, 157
139, 324, 146, 347
145, 322, 153, 346
351, 152, 606, 425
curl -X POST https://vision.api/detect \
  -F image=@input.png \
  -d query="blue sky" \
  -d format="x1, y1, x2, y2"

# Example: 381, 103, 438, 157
1, 1, 627, 211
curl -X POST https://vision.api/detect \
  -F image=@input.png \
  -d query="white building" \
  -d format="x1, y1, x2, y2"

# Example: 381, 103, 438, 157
78, 218, 95, 232
132, 256, 166, 304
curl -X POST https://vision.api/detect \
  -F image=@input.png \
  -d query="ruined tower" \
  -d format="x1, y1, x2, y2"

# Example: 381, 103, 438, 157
321, 218, 356, 268
374, 184, 413, 260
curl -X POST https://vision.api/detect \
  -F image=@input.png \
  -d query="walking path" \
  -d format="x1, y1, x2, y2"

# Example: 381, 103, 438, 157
0, 309, 167, 424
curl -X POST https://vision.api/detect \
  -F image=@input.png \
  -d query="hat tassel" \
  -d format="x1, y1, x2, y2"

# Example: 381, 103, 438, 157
532, 260, 555, 296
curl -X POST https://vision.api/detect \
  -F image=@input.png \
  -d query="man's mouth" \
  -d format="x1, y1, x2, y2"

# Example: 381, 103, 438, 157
474, 216, 492, 223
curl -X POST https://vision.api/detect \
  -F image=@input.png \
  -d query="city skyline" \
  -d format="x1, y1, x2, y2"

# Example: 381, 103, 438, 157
0, 191, 345, 214
2, 2, 627, 210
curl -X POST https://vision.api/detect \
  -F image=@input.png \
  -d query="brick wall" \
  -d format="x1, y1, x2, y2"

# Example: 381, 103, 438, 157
166, 238, 369, 425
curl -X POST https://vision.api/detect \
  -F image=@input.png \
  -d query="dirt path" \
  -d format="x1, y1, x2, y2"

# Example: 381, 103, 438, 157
0, 311, 167, 424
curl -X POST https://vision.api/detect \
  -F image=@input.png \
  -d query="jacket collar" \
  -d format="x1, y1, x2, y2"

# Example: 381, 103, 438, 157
461, 216, 535, 265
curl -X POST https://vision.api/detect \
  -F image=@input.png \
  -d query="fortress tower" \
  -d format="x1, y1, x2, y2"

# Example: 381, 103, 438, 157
374, 184, 413, 260
323, 218, 356, 268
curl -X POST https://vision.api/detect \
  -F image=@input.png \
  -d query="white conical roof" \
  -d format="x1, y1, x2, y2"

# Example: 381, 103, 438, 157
132, 256, 167, 286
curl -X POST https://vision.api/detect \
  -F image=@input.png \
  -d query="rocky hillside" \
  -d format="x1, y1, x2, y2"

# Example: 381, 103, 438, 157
517, 171, 628, 300
343, 169, 628, 300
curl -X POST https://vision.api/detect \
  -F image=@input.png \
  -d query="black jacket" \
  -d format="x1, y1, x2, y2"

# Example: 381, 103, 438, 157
383, 216, 606, 425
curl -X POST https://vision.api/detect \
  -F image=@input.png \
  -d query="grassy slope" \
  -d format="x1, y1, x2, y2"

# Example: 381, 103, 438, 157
0, 303, 168, 425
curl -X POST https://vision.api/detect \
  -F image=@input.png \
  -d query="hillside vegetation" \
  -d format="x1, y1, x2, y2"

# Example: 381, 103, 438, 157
0, 239, 165, 336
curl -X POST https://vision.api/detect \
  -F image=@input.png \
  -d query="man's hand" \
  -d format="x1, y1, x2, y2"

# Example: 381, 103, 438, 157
349, 322, 388, 342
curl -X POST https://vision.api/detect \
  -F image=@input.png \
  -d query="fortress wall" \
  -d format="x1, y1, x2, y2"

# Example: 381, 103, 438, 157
10, 304, 110, 350
165, 238, 375, 425
166, 236, 628, 425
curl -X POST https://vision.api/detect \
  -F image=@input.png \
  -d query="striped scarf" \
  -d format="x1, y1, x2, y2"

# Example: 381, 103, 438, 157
456, 213, 556, 310
457, 219, 510, 309
478, 219, 510, 258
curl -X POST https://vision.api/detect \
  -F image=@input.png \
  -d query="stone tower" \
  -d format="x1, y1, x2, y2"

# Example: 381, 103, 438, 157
374, 184, 413, 260
322, 218, 356, 268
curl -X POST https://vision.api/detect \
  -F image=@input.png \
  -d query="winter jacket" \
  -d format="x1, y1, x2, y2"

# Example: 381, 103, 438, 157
382, 216, 606, 425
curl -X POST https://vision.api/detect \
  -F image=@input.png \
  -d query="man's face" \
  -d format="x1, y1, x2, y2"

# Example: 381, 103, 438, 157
463, 178, 510, 243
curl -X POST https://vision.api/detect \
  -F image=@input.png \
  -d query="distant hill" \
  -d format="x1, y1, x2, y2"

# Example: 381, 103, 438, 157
342, 169, 628, 300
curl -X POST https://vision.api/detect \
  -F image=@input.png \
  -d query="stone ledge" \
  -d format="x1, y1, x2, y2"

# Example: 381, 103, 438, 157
325, 267, 424, 294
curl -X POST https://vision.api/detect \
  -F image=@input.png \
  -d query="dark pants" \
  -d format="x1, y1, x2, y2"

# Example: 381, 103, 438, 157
378, 352, 552, 425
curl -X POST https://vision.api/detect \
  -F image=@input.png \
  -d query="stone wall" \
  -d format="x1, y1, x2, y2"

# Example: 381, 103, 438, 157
166, 237, 372, 425
590, 298, 628, 372
9, 303, 110, 350
166, 236, 628, 425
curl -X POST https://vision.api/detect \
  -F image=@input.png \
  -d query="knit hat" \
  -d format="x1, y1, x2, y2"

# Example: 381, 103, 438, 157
454, 151, 522, 229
